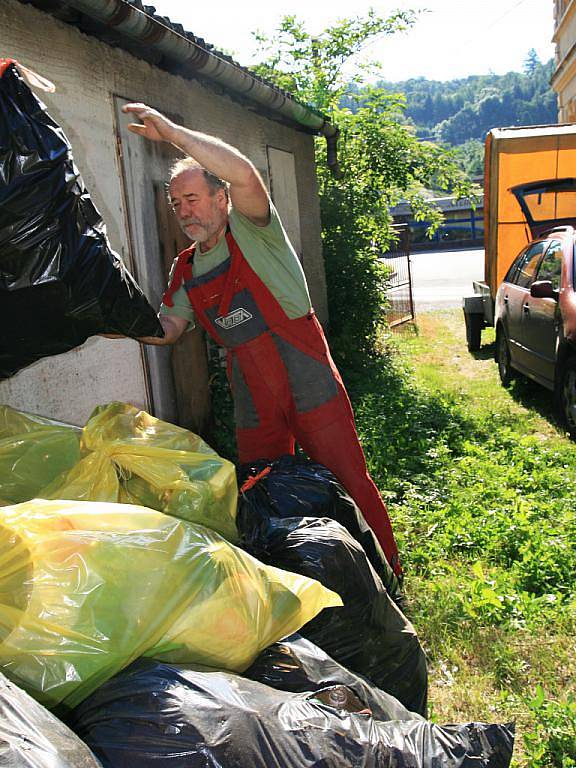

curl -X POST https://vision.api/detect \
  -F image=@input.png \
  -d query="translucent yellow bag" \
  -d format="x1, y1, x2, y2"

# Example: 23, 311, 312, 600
0, 406, 81, 506
44, 402, 239, 542
0, 499, 341, 710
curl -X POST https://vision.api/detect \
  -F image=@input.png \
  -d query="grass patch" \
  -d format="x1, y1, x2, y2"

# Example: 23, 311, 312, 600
341, 309, 576, 767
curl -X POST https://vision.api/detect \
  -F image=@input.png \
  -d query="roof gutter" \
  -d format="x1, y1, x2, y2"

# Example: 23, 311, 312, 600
61, 0, 341, 176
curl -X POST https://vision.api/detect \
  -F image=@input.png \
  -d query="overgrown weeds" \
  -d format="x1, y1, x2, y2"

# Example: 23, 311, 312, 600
340, 310, 576, 766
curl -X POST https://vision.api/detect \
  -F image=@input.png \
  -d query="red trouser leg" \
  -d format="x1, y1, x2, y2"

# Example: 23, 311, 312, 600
293, 383, 402, 577
230, 341, 296, 464
236, 420, 295, 464
234, 371, 296, 464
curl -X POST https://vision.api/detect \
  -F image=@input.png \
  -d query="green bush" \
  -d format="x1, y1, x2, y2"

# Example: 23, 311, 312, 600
524, 687, 576, 768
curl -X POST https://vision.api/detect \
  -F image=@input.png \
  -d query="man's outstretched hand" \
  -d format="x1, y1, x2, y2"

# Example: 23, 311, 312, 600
122, 103, 177, 143
101, 314, 187, 345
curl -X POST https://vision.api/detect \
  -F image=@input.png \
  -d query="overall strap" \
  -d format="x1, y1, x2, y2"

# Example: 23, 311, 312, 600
162, 246, 194, 308
217, 228, 244, 317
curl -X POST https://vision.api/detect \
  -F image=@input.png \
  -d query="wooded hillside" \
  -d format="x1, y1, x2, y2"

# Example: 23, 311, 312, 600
342, 53, 557, 176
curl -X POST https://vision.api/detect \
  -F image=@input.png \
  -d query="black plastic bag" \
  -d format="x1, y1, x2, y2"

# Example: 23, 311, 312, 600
69, 659, 514, 768
0, 670, 101, 767
0, 61, 163, 379
246, 633, 420, 721
238, 455, 402, 602
241, 514, 428, 715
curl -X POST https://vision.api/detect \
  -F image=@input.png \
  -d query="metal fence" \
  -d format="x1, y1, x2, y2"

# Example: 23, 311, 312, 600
381, 225, 415, 327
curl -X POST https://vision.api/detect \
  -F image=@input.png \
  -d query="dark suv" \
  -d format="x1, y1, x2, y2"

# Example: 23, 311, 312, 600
495, 211, 576, 436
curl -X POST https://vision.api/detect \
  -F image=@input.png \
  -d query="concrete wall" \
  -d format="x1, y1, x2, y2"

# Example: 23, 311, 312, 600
0, 0, 327, 424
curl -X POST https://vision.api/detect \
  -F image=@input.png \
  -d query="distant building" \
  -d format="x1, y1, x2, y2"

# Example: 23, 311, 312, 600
389, 195, 484, 251
552, 0, 576, 121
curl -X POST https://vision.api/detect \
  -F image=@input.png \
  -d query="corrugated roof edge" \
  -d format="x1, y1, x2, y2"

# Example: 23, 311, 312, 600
15, 0, 341, 175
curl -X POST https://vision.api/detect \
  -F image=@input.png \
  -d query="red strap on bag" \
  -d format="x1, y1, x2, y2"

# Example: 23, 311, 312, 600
0, 59, 17, 78
239, 466, 272, 494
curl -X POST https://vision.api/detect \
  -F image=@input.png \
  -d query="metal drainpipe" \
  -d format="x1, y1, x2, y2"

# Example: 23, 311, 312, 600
322, 126, 342, 180
63, 0, 341, 176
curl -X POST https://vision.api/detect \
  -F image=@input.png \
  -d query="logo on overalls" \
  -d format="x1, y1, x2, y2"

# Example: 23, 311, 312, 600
215, 307, 253, 330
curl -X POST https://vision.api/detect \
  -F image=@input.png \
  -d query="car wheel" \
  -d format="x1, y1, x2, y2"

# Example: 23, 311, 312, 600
496, 327, 514, 387
557, 357, 576, 439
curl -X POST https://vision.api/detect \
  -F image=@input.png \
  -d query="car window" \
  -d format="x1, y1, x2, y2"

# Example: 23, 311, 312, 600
505, 246, 529, 283
536, 240, 563, 290
510, 241, 547, 288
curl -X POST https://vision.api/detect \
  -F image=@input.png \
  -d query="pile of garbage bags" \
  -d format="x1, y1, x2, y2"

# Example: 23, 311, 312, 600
0, 59, 163, 379
0, 403, 515, 766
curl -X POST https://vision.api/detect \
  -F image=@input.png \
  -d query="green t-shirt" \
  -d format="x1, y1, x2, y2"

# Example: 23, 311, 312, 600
160, 204, 312, 328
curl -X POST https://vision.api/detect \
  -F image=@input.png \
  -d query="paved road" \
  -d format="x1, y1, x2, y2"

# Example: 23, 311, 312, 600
410, 248, 485, 313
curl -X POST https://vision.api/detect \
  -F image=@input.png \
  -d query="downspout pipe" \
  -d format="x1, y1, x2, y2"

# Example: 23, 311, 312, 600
322, 125, 342, 180
62, 0, 341, 176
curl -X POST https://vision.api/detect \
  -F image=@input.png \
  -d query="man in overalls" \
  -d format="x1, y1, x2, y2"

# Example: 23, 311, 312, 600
124, 103, 401, 577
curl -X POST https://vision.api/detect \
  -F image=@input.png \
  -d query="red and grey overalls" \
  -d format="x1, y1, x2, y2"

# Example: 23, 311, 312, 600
163, 227, 401, 575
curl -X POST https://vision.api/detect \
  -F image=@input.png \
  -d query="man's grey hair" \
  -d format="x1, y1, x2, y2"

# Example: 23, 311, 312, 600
168, 157, 229, 199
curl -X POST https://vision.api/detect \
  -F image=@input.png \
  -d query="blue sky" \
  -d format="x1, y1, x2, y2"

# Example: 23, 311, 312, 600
150, 0, 555, 81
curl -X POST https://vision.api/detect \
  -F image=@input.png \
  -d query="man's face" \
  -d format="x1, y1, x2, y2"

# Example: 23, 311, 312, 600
169, 169, 228, 248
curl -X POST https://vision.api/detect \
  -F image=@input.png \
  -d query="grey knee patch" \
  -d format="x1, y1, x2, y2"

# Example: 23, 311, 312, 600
230, 356, 260, 429
272, 334, 339, 413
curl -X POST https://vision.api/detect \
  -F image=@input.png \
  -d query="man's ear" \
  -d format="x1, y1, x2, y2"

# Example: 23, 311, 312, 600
216, 187, 229, 209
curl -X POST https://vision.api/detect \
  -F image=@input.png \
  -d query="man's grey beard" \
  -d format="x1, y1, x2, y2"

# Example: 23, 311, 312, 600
178, 218, 210, 242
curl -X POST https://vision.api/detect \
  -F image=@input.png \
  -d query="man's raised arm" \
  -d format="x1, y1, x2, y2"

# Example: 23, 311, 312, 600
122, 103, 270, 226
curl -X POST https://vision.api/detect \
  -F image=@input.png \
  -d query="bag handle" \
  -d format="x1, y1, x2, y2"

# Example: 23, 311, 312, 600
0, 58, 55, 92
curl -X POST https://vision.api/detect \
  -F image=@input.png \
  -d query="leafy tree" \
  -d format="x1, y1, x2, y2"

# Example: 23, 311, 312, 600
252, 12, 472, 361
524, 48, 541, 77
452, 139, 485, 178
252, 10, 416, 113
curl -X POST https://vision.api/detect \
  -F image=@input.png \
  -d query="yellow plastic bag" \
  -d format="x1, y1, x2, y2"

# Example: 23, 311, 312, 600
0, 405, 80, 439
44, 402, 239, 542
0, 406, 81, 506
0, 499, 341, 710
146, 545, 335, 669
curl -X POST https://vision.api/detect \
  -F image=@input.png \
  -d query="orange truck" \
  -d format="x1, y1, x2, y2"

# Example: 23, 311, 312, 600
463, 123, 576, 350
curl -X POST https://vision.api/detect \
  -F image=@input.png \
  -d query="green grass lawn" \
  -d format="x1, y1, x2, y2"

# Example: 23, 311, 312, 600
343, 309, 576, 768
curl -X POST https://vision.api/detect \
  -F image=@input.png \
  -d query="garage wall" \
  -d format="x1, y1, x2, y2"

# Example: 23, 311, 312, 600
0, 0, 326, 425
